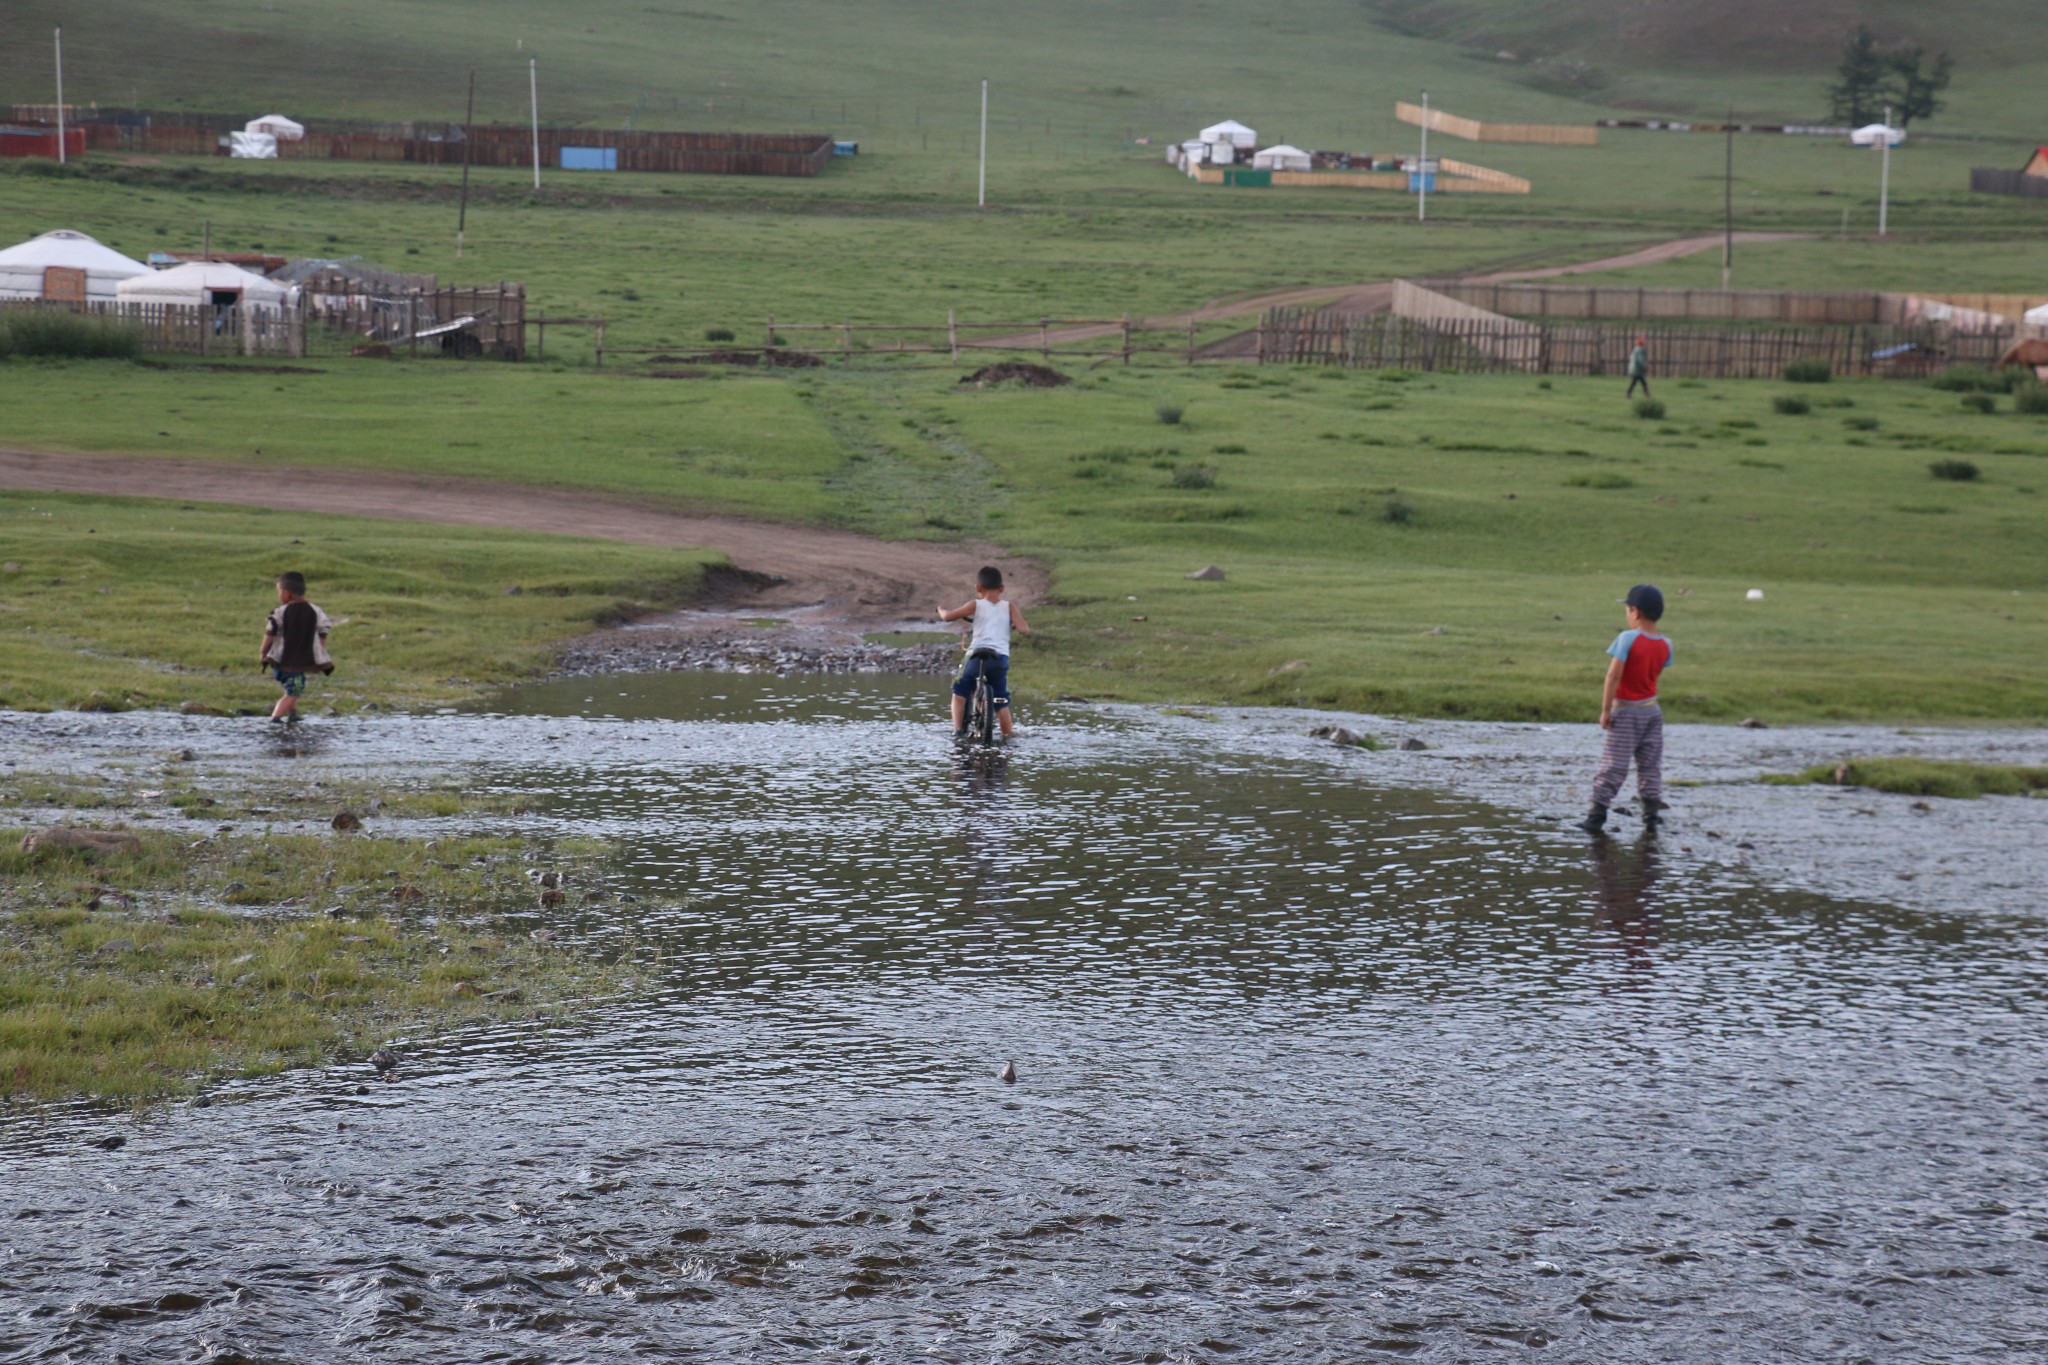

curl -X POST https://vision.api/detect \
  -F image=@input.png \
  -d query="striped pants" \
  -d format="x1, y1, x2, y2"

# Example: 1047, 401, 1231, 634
1593, 704, 1664, 806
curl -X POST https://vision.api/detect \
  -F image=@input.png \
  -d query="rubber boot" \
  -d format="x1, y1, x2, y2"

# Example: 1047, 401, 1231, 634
1643, 798, 1669, 835
1576, 803, 1609, 834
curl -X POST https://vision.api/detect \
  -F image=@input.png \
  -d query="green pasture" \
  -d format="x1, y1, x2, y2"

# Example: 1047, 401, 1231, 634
8, 0, 2046, 139
5, 356, 2046, 722
0, 490, 722, 713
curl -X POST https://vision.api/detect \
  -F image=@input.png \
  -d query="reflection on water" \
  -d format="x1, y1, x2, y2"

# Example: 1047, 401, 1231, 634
2, 674, 2044, 1363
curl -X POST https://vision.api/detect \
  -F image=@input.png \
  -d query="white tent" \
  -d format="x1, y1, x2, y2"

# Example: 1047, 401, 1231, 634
116, 261, 291, 310
229, 132, 278, 160
1849, 123, 1904, 147
2024, 302, 2048, 327
0, 229, 151, 303
1200, 119, 1257, 149
1251, 143, 1312, 172
245, 113, 305, 141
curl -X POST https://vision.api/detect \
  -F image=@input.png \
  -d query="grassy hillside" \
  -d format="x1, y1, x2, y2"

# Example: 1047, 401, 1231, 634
7, 0, 2045, 140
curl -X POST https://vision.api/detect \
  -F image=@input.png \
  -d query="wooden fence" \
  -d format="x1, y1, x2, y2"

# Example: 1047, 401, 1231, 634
304, 283, 526, 359
1395, 101, 1597, 146
1413, 279, 1909, 324
1257, 307, 2018, 378
1971, 169, 2048, 200
1191, 158, 1529, 194
1, 299, 305, 357
74, 117, 833, 177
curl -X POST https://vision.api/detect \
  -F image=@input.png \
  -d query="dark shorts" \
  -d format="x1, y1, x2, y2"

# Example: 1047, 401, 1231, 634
272, 669, 308, 697
951, 652, 1010, 707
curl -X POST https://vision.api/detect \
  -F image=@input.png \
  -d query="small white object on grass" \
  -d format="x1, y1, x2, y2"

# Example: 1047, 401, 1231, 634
1746, 589, 1765, 601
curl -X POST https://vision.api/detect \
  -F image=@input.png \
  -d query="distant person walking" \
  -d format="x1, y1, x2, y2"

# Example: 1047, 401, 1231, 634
1625, 337, 1652, 400
259, 571, 334, 724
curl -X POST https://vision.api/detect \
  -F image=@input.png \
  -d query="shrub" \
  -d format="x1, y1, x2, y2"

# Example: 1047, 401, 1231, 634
1155, 403, 1185, 425
1211, 443, 1247, 454
1782, 358, 1832, 383
1381, 494, 1414, 524
1930, 366, 1993, 392
1168, 463, 1216, 489
1929, 459, 1980, 482
0, 310, 144, 360
1536, 379, 1552, 390
703, 327, 735, 342
1771, 394, 1810, 415
2014, 383, 2048, 416
1959, 392, 1997, 414
1565, 472, 1636, 489
1631, 398, 1665, 420
1843, 415, 1879, 431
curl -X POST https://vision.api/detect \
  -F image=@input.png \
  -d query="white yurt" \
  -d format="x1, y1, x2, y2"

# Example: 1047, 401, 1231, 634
0, 229, 151, 303
2022, 301, 2048, 327
245, 113, 305, 141
1849, 123, 1904, 148
116, 261, 291, 311
1200, 119, 1257, 150
1250, 143, 1313, 172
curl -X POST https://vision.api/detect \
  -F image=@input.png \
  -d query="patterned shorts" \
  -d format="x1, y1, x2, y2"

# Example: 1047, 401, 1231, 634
272, 669, 308, 697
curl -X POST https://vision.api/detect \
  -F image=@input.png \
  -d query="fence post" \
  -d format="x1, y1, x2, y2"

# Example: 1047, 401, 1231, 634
1185, 318, 1196, 364
595, 317, 605, 368
1040, 318, 1050, 363
1122, 313, 1131, 365
842, 320, 851, 362
766, 313, 775, 348
948, 309, 958, 361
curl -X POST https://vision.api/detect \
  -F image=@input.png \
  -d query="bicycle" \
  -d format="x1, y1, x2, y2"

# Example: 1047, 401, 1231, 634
962, 647, 1000, 746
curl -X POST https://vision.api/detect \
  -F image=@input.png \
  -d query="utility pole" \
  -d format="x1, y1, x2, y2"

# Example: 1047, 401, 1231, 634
1417, 89, 1428, 223
978, 78, 988, 208
1877, 104, 1892, 237
457, 69, 475, 257
53, 27, 66, 165
1722, 110, 1733, 289
530, 56, 542, 191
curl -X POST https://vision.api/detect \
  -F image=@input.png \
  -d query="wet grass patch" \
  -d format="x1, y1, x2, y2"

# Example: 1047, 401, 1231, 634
1769, 758, 2048, 799
0, 823, 628, 1105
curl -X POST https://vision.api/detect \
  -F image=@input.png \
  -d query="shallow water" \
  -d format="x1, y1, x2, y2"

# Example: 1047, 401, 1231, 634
3, 676, 2045, 1362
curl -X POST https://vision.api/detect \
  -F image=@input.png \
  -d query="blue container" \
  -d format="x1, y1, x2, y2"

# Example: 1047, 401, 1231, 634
1407, 171, 1436, 193
833, 141, 859, 156
560, 146, 618, 171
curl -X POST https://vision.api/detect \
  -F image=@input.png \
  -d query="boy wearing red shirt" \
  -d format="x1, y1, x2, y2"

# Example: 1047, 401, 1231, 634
1578, 584, 1673, 835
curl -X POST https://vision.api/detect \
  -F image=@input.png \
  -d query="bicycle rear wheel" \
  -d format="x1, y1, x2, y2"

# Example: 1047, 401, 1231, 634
974, 676, 996, 745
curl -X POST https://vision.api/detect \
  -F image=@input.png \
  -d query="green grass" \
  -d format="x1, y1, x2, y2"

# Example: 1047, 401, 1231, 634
0, 491, 723, 713
1770, 758, 2048, 799
0, 825, 625, 1103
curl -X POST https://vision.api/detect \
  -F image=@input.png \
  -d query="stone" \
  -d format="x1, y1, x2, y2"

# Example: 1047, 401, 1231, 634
1399, 737, 1428, 751
330, 810, 363, 831
21, 827, 142, 858
538, 888, 566, 907
1186, 565, 1225, 581
1309, 725, 1371, 748
1739, 716, 1768, 729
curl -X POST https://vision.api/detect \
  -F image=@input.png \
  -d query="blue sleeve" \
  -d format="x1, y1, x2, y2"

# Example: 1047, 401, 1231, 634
1662, 637, 1674, 668
1606, 629, 1640, 662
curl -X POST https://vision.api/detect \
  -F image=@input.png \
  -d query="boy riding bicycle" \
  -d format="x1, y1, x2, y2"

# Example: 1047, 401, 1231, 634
937, 565, 1029, 740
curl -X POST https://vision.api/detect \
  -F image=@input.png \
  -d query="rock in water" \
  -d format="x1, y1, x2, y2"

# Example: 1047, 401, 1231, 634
1739, 716, 1768, 729
368, 1048, 399, 1079
1399, 736, 1428, 751
330, 810, 363, 831
1186, 565, 1226, 581
999, 1061, 1017, 1084
1309, 725, 1370, 748
21, 827, 142, 858
91, 1134, 126, 1151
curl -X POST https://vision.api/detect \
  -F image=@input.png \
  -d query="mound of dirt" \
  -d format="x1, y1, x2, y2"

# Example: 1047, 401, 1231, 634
695, 348, 825, 369
961, 362, 1071, 388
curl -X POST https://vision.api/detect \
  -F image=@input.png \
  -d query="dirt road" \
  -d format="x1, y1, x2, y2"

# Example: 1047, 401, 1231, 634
979, 232, 1804, 357
0, 448, 1038, 638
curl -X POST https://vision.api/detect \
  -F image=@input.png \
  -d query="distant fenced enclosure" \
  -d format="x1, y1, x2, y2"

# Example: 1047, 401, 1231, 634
1971, 169, 2048, 201
0, 299, 303, 357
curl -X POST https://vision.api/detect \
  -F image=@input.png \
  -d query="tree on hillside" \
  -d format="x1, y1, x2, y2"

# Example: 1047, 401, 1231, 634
1827, 25, 1885, 126
1884, 47, 1953, 129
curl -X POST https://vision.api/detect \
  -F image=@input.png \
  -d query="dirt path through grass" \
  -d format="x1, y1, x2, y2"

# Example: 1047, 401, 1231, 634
0, 448, 1040, 635
982, 231, 1806, 357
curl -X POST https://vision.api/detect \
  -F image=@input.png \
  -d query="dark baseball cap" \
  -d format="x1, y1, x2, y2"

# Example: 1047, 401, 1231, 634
1619, 584, 1664, 618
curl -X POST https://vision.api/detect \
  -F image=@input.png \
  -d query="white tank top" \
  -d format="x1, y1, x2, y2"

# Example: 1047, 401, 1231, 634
969, 597, 1011, 656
